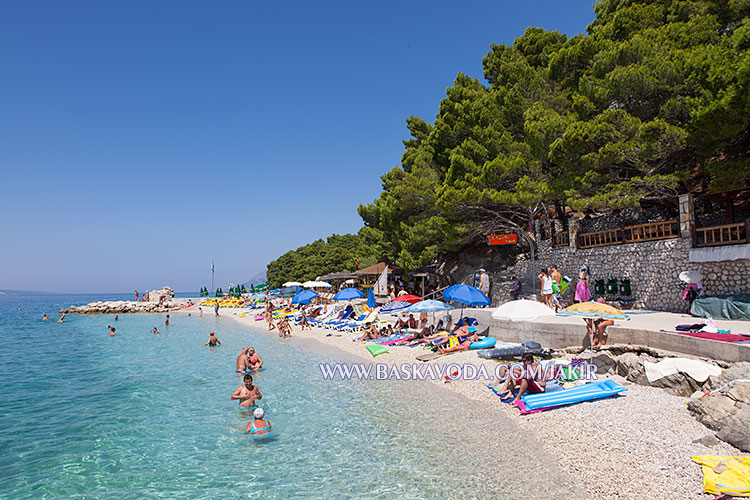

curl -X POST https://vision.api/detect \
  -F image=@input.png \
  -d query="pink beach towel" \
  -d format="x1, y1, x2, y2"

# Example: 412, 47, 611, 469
378, 335, 414, 346
665, 330, 749, 343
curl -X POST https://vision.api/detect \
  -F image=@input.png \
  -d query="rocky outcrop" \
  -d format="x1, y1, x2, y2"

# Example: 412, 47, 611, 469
60, 300, 182, 314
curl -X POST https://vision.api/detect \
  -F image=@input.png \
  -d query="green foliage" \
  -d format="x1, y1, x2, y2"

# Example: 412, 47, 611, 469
357, 0, 750, 271
266, 233, 380, 289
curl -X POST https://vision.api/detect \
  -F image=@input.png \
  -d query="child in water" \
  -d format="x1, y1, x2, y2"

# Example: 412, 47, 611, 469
246, 408, 272, 438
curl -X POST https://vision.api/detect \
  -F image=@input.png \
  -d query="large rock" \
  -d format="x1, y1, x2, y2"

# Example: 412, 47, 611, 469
715, 407, 750, 452
688, 381, 750, 452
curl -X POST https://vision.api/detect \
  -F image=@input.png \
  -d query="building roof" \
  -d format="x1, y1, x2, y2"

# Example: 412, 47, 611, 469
355, 262, 403, 275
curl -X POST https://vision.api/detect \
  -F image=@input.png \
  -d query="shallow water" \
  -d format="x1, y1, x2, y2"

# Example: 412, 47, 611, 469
0, 292, 581, 499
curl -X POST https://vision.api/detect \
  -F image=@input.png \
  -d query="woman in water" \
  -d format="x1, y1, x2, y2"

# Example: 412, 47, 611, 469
246, 408, 272, 438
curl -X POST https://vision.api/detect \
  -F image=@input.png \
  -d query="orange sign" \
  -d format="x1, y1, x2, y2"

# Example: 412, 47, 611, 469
487, 234, 518, 245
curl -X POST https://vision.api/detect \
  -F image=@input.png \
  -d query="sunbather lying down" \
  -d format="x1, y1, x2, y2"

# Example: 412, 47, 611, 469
436, 326, 480, 354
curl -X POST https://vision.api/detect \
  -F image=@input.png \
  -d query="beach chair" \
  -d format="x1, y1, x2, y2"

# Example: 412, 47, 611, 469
342, 310, 380, 332
323, 310, 353, 328
334, 313, 368, 331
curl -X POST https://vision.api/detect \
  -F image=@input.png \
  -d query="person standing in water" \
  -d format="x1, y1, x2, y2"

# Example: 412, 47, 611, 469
214, 302, 220, 317
236, 347, 250, 373
246, 408, 272, 437
58, 313, 65, 323
199, 306, 203, 317
201, 331, 221, 346
108, 327, 116, 337
164, 314, 170, 327
247, 347, 263, 370
231, 373, 262, 407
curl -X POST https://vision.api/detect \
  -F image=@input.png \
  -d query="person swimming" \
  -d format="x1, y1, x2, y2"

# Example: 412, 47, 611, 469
108, 327, 116, 337
152, 327, 159, 334
231, 373, 262, 407
246, 407, 272, 438
43, 314, 48, 321
201, 331, 221, 346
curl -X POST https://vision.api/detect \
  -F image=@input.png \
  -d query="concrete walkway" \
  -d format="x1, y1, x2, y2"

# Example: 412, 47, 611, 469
458, 307, 750, 362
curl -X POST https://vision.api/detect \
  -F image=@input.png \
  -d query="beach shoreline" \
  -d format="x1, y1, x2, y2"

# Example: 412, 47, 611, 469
182, 302, 742, 500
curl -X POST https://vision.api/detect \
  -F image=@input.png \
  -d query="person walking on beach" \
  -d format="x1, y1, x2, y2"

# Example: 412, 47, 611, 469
201, 331, 221, 346
539, 268, 553, 307
246, 408, 272, 437
575, 265, 591, 303
164, 315, 170, 327
231, 373, 262, 407
478, 268, 490, 304
549, 265, 563, 312
214, 302, 220, 317
265, 310, 276, 332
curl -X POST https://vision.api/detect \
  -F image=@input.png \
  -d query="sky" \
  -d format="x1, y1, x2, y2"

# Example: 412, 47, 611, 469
0, 0, 596, 293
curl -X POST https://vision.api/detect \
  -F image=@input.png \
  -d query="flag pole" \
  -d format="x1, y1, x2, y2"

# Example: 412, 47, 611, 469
211, 260, 215, 296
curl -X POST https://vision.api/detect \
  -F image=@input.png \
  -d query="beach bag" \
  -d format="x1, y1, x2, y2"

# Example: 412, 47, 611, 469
551, 282, 560, 294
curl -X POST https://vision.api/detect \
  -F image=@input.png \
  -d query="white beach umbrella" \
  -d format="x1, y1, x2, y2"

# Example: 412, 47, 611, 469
283, 281, 302, 287
491, 299, 555, 322
302, 281, 332, 288
679, 270, 702, 284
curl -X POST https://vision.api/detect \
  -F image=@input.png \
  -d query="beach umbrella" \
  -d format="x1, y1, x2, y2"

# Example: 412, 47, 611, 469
679, 270, 702, 284
557, 301, 629, 320
333, 288, 365, 301
380, 300, 412, 314
442, 284, 490, 306
367, 288, 377, 308
559, 301, 630, 362
393, 294, 422, 304
292, 289, 318, 305
283, 281, 303, 287
492, 299, 555, 322
404, 299, 453, 313
303, 281, 332, 288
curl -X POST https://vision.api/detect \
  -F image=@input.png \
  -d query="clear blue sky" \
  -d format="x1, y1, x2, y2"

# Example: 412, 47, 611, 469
0, 0, 595, 293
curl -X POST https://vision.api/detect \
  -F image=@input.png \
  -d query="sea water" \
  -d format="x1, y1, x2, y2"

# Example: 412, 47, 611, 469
0, 292, 581, 499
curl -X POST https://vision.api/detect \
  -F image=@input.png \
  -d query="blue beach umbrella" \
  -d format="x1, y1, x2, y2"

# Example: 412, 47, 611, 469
367, 288, 377, 308
333, 288, 365, 301
379, 300, 412, 314
292, 289, 318, 305
442, 284, 490, 307
404, 299, 453, 313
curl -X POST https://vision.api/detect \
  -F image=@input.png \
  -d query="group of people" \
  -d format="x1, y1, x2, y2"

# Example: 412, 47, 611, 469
231, 347, 271, 438
134, 290, 150, 302
536, 264, 592, 311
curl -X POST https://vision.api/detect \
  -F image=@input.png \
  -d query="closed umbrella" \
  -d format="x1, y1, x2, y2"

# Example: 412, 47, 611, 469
367, 288, 377, 308
492, 299, 555, 321
333, 288, 365, 301
292, 289, 318, 305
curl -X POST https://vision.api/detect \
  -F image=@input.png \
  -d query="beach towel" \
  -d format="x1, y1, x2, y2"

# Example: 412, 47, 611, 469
365, 345, 389, 357
643, 358, 721, 384
692, 456, 750, 496
662, 330, 749, 343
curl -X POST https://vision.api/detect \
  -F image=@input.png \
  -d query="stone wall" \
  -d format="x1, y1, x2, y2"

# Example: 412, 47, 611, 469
486, 236, 750, 311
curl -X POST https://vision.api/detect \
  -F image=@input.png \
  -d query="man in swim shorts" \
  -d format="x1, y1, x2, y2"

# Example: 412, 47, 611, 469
236, 348, 250, 373
491, 353, 547, 402
247, 347, 263, 370
201, 331, 221, 346
231, 373, 262, 407
164, 314, 170, 326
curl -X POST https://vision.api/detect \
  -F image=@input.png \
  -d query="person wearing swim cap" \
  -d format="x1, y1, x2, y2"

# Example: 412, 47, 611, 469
200, 332, 221, 346
246, 407, 272, 437
231, 373, 262, 407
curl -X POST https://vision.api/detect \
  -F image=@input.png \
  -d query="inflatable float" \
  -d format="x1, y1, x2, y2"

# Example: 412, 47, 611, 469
521, 379, 626, 411
477, 341, 543, 359
469, 336, 496, 350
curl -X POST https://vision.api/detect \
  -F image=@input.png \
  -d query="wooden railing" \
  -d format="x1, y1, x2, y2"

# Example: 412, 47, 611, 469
695, 221, 748, 247
552, 231, 569, 248
623, 220, 679, 242
578, 228, 622, 248
577, 219, 680, 249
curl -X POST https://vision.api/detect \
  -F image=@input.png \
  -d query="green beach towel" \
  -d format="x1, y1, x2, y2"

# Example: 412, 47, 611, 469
366, 345, 389, 357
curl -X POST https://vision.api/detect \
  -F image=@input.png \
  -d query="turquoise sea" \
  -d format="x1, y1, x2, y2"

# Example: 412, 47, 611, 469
0, 292, 581, 499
